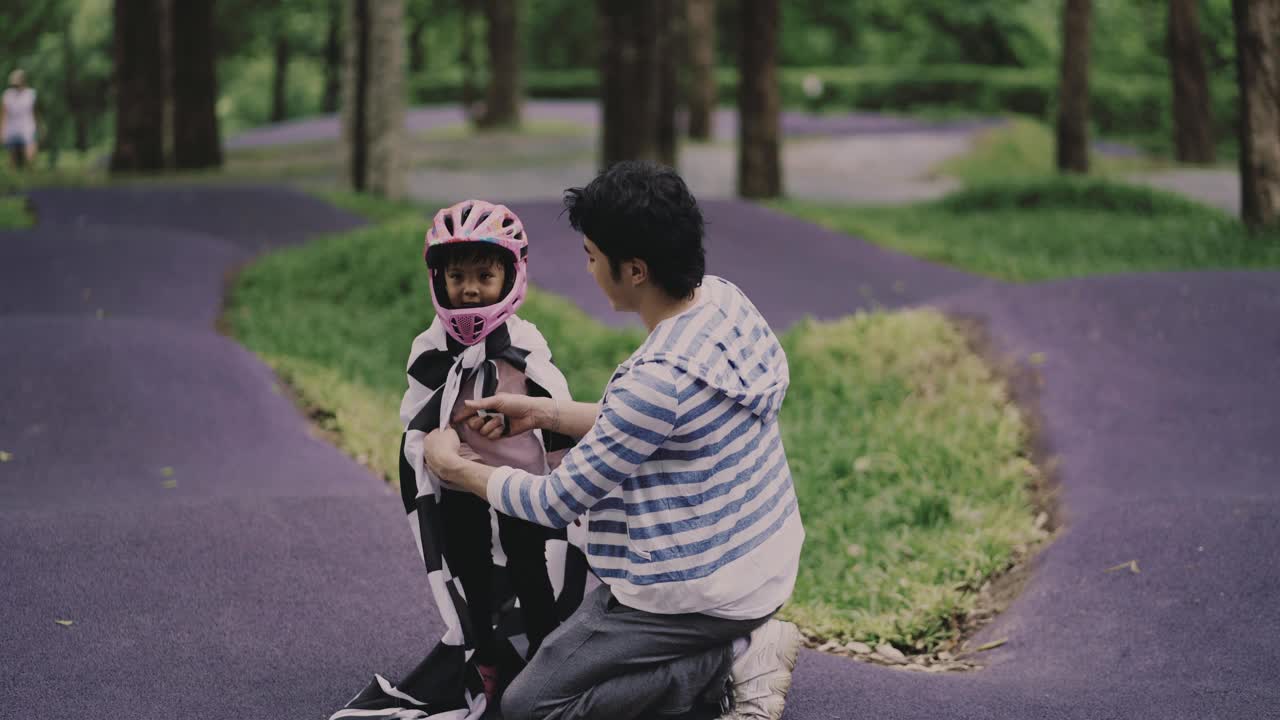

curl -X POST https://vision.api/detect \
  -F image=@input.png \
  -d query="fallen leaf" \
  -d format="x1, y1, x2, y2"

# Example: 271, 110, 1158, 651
0, 451, 12, 462
845, 543, 864, 558
162, 479, 177, 489
1105, 560, 1140, 574
853, 456, 872, 473
55, 619, 73, 627
1029, 352, 1047, 366
160, 467, 175, 477
974, 638, 1007, 652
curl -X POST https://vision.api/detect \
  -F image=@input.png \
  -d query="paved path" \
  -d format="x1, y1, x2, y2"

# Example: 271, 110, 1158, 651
1128, 168, 1241, 214
229, 100, 1240, 214
225, 100, 993, 150
230, 100, 985, 205
3, 186, 1277, 719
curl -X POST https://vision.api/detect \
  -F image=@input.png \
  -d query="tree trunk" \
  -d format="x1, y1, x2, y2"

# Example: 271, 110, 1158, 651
110, 0, 165, 173
271, 35, 291, 123
686, 0, 716, 141
344, 0, 371, 190
342, 0, 405, 197
478, 0, 521, 128
171, 0, 222, 169
1055, 0, 1092, 174
737, 0, 781, 198
158, 0, 174, 166
1233, 0, 1280, 228
61, 24, 90, 152
656, 0, 682, 167
409, 18, 427, 73
461, 0, 478, 118
598, 0, 661, 167
323, 0, 341, 113
1169, 0, 1216, 163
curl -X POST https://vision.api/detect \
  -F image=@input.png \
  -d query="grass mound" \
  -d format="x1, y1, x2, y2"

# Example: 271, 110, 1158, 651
933, 116, 1165, 186
774, 178, 1280, 282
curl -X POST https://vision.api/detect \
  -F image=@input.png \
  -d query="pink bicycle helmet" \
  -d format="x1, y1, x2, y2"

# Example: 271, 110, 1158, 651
424, 199, 529, 346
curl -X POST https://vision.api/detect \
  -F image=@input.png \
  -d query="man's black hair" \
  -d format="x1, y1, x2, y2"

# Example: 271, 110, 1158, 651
563, 161, 705, 299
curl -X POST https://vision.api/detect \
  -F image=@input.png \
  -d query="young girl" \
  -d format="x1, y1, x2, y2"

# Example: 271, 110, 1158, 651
389, 200, 583, 713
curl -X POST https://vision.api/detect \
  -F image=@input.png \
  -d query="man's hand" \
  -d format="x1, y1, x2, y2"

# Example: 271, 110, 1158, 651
452, 393, 548, 439
423, 427, 462, 477
422, 427, 499, 499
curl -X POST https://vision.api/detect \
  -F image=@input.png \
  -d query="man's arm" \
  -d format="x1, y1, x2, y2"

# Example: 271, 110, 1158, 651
540, 397, 601, 440
423, 428, 498, 498
456, 394, 601, 441
428, 363, 679, 528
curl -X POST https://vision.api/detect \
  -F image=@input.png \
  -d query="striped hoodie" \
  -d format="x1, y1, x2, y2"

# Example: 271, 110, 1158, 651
487, 276, 804, 615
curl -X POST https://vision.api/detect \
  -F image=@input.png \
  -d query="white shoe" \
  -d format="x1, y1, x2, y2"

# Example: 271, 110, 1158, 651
718, 619, 803, 720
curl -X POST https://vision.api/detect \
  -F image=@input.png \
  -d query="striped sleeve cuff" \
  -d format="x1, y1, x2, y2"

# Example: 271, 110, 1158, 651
485, 465, 521, 516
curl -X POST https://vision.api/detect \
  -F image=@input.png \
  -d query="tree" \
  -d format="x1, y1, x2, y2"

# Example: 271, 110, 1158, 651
1169, 0, 1216, 163
322, 0, 342, 113
407, 13, 428, 73
1232, 0, 1280, 229
270, 25, 291, 122
1055, 0, 1093, 174
656, 0, 683, 167
737, 0, 781, 198
598, 0, 662, 166
461, 0, 479, 118
342, 0, 406, 197
171, 0, 222, 169
477, 0, 521, 128
686, 0, 716, 141
110, 0, 164, 173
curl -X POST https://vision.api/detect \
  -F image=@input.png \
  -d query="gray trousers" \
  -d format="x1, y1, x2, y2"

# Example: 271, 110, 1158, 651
501, 584, 770, 720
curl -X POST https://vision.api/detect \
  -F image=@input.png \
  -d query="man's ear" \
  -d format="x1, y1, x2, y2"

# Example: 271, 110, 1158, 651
626, 257, 649, 287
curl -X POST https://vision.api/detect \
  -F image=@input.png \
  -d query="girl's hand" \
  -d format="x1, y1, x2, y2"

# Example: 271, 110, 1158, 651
452, 393, 548, 439
423, 427, 462, 476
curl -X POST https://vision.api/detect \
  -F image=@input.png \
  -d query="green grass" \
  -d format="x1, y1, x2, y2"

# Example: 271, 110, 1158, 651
934, 116, 1168, 185
774, 177, 1280, 282
781, 312, 1042, 648
226, 195, 1042, 651
0, 196, 34, 229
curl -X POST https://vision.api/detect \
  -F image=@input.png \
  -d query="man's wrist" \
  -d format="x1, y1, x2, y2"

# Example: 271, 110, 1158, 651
536, 397, 560, 433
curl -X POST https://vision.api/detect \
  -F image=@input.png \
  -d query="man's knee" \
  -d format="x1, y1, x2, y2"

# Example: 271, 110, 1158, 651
500, 673, 540, 720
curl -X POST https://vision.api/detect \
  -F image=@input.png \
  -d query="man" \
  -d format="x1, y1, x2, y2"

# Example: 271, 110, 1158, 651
424, 161, 805, 720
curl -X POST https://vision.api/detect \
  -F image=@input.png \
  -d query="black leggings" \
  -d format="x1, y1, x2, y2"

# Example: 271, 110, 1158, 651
439, 489, 559, 664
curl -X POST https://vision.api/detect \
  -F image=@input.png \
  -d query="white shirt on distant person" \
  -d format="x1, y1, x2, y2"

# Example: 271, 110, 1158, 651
3, 87, 37, 142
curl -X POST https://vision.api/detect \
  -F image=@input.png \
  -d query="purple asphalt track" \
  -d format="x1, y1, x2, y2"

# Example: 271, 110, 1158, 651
3, 185, 1277, 720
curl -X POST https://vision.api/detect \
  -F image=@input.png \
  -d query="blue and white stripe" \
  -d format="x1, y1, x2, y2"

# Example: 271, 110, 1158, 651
487, 276, 804, 615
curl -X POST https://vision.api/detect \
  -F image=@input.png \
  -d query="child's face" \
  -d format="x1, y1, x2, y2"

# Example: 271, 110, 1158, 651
445, 258, 506, 308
